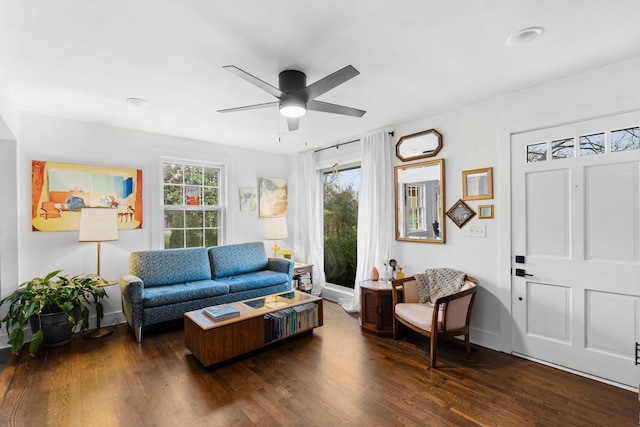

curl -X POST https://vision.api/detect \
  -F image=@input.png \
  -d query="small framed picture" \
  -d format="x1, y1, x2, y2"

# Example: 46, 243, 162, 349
478, 204, 494, 219
462, 167, 493, 200
239, 188, 257, 212
446, 199, 476, 228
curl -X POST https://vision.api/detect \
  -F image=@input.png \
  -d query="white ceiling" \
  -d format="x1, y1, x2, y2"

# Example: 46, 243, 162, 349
2, 1, 640, 155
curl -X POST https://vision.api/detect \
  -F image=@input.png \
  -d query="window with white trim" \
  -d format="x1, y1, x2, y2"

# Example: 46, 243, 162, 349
162, 161, 224, 248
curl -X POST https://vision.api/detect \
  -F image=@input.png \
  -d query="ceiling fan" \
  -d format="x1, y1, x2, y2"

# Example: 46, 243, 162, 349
217, 65, 366, 131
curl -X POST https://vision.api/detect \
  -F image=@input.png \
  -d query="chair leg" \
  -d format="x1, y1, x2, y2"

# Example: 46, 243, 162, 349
134, 326, 142, 343
429, 335, 437, 368
465, 333, 471, 354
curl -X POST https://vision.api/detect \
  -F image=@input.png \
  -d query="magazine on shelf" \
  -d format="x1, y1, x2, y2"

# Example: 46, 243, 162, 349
203, 304, 240, 321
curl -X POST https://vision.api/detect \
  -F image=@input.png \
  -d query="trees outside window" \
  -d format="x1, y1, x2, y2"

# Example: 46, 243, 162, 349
162, 161, 224, 248
323, 167, 360, 288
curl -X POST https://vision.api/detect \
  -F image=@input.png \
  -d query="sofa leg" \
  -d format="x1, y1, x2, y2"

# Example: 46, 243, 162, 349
134, 326, 142, 342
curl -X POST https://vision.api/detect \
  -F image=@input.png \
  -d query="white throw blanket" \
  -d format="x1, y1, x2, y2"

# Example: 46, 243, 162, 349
414, 268, 466, 304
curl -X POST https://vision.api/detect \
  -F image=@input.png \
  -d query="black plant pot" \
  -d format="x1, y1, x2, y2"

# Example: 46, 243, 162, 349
29, 311, 77, 348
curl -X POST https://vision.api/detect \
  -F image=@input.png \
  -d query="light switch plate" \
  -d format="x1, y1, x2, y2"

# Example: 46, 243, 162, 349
468, 224, 486, 238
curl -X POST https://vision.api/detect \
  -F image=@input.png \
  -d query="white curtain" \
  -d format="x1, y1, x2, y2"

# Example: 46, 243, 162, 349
341, 132, 393, 313
294, 150, 326, 295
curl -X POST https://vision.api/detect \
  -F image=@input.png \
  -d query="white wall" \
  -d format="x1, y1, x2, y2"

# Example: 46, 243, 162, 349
6, 112, 294, 332
390, 55, 640, 350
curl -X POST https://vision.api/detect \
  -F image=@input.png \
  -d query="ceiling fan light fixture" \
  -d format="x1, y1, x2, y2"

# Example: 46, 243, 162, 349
280, 99, 306, 118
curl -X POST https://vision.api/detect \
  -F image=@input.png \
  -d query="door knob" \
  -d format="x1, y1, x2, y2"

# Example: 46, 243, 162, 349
515, 268, 533, 277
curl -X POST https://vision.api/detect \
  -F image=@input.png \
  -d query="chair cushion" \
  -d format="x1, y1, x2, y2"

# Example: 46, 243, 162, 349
395, 303, 443, 332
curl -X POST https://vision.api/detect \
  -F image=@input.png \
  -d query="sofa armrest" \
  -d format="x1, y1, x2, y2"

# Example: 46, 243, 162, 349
120, 274, 144, 328
267, 258, 294, 278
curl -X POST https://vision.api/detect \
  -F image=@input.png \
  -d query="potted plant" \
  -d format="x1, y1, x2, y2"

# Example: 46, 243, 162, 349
0, 270, 108, 356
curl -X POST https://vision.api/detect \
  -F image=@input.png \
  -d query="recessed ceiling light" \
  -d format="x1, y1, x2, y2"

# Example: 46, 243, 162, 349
126, 97, 150, 107
506, 27, 543, 46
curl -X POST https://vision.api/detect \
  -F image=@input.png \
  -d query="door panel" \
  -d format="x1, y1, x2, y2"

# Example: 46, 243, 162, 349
511, 111, 640, 388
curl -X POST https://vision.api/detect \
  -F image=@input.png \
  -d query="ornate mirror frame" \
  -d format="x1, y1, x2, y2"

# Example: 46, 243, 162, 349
395, 129, 443, 162
394, 158, 446, 243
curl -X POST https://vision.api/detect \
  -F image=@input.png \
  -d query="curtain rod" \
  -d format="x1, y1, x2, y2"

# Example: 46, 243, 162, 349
314, 131, 394, 153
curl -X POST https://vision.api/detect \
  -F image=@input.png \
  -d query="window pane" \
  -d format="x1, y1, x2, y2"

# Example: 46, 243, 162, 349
552, 138, 574, 159
185, 229, 203, 247
185, 211, 203, 228
203, 188, 218, 205
184, 165, 202, 185
164, 210, 184, 228
204, 168, 219, 186
164, 185, 183, 205
527, 142, 547, 162
579, 132, 605, 156
205, 229, 219, 247
186, 185, 201, 205
165, 230, 184, 249
611, 127, 640, 152
323, 167, 360, 288
204, 211, 219, 227
162, 161, 224, 249
163, 164, 183, 184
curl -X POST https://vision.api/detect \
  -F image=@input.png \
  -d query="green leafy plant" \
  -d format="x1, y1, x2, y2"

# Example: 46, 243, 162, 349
0, 270, 108, 356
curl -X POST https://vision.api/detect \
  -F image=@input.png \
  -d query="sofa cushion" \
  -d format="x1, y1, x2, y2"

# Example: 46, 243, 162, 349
143, 279, 230, 308
208, 242, 268, 279
214, 270, 289, 293
130, 247, 212, 287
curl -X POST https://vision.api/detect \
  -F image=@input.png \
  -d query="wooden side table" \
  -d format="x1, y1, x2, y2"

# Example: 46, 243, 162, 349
360, 281, 394, 336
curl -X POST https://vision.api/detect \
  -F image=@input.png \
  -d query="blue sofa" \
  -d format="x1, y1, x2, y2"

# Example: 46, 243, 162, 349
120, 242, 293, 342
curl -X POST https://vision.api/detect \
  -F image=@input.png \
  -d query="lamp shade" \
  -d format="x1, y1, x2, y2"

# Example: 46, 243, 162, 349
264, 217, 288, 240
79, 208, 119, 242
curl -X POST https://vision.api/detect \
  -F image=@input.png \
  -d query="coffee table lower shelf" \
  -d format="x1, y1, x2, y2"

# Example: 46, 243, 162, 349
184, 291, 323, 367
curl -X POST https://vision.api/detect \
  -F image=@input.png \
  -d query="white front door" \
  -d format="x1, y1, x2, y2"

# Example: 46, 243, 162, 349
511, 110, 640, 388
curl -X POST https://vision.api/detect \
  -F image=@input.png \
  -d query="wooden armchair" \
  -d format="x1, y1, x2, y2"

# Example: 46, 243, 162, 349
391, 275, 479, 368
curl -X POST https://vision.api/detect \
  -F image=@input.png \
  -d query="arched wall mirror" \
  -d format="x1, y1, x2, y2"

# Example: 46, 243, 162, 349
394, 158, 445, 243
395, 129, 443, 161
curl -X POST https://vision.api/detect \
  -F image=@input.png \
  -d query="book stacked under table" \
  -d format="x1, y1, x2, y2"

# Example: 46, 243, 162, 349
263, 302, 319, 343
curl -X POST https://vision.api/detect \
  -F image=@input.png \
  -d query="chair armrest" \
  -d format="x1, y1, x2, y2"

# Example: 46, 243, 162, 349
391, 283, 404, 306
268, 258, 294, 278
433, 278, 479, 331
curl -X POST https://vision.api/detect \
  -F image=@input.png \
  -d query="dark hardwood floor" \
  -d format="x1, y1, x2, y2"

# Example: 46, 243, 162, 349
0, 301, 637, 426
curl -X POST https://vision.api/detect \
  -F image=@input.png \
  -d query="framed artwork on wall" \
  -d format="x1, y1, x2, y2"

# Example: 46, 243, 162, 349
478, 204, 494, 219
462, 167, 493, 200
446, 199, 476, 228
239, 188, 257, 212
258, 177, 288, 218
31, 160, 143, 232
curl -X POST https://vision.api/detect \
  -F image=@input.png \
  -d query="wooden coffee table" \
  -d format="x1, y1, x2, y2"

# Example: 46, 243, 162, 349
184, 290, 323, 367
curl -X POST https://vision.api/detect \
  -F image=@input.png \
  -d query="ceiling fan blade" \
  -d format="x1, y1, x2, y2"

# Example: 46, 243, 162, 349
301, 65, 360, 100
307, 100, 366, 117
287, 117, 300, 131
217, 101, 279, 113
223, 65, 284, 99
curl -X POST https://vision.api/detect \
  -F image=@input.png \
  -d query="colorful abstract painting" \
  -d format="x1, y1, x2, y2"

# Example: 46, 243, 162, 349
258, 177, 288, 218
32, 160, 143, 231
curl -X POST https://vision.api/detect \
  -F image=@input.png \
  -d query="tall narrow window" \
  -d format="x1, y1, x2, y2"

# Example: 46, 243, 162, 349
323, 166, 360, 288
162, 161, 224, 249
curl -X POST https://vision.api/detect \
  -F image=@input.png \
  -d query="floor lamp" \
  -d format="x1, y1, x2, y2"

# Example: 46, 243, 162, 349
264, 217, 287, 257
79, 207, 119, 338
